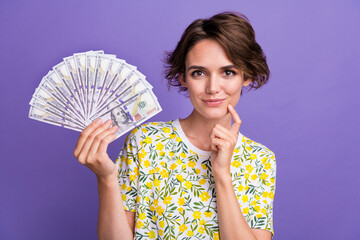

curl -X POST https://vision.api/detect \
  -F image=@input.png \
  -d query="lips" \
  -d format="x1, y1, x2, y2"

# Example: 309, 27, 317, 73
202, 98, 226, 106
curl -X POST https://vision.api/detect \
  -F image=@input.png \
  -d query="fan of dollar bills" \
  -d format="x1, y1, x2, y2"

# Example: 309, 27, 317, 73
28, 50, 162, 139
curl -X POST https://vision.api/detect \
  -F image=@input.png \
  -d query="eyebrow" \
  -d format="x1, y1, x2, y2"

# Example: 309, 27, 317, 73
187, 65, 239, 71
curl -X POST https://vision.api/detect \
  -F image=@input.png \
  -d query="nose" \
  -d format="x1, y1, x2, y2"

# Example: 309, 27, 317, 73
205, 75, 221, 94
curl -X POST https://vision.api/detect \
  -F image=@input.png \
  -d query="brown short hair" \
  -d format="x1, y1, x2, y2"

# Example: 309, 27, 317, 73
164, 12, 270, 92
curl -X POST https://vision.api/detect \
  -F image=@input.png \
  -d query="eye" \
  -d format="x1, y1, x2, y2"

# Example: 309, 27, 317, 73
191, 70, 205, 77
224, 70, 236, 77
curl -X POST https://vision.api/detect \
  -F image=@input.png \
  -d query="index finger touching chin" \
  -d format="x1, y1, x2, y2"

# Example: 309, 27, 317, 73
228, 105, 242, 135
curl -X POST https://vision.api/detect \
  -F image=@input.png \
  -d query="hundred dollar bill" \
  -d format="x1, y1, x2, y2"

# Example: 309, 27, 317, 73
29, 97, 85, 128
53, 62, 86, 116
89, 88, 162, 138
44, 71, 85, 120
92, 69, 151, 117
95, 57, 125, 109
64, 55, 86, 107
94, 78, 150, 118
93, 60, 134, 112
29, 106, 83, 132
33, 87, 84, 124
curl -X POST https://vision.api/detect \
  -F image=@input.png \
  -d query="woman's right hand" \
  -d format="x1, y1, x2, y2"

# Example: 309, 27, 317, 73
73, 118, 119, 179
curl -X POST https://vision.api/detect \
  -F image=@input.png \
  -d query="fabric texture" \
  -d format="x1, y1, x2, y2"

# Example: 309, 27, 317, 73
115, 119, 276, 239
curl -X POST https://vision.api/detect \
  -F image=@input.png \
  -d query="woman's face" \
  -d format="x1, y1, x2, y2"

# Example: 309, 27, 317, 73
180, 39, 251, 120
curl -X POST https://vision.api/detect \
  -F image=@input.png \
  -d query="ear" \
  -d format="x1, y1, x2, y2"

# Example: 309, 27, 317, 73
243, 78, 252, 87
179, 73, 186, 87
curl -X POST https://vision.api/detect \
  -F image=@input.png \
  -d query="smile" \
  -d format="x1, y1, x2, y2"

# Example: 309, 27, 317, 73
202, 98, 226, 107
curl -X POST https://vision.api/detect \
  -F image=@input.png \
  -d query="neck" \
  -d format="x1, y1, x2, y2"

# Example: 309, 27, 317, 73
179, 109, 232, 150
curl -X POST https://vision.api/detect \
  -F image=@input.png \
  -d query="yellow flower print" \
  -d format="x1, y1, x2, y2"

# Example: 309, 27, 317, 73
159, 220, 165, 228
201, 164, 207, 170
160, 169, 169, 178
178, 197, 185, 206
243, 207, 249, 214
146, 182, 153, 188
182, 164, 187, 170
251, 174, 257, 180
254, 205, 260, 212
162, 127, 171, 133
127, 186, 131, 191
121, 183, 127, 190
156, 206, 165, 216
136, 196, 141, 203
156, 142, 164, 151
138, 213, 146, 220
136, 221, 144, 229
150, 122, 158, 125
195, 168, 201, 174
149, 205, 155, 211
264, 162, 271, 170
269, 192, 275, 200
245, 164, 254, 173
178, 207, 183, 212
261, 157, 268, 164
260, 173, 269, 180
271, 155, 275, 159
155, 167, 160, 173
169, 133, 176, 139
199, 219, 206, 225
152, 215, 157, 221
246, 146, 252, 151
144, 137, 152, 144
200, 191, 210, 201
231, 160, 241, 168
193, 211, 201, 219
148, 230, 156, 239
261, 208, 267, 214
129, 174, 136, 181
149, 169, 155, 174
153, 199, 159, 206
271, 178, 275, 184
138, 149, 146, 160
262, 192, 269, 198
122, 194, 126, 201
170, 163, 177, 170
131, 128, 139, 134
213, 232, 219, 240
245, 173, 250, 179
164, 196, 172, 204
154, 179, 161, 187
187, 231, 194, 237
160, 161, 165, 166
251, 200, 256, 206
187, 161, 196, 168
238, 184, 244, 191
176, 174, 184, 182
145, 196, 150, 202
159, 151, 165, 157
204, 211, 213, 218
169, 151, 175, 158
263, 200, 268, 204
244, 185, 249, 190
242, 195, 248, 202
180, 152, 187, 158
159, 229, 164, 236
234, 148, 240, 153
190, 149, 196, 154
184, 181, 192, 189
199, 226, 205, 234
142, 128, 148, 133
199, 179, 206, 185
176, 137, 182, 142
140, 140, 144, 147
256, 214, 263, 218
176, 158, 182, 165
250, 154, 257, 160
255, 195, 260, 201
179, 224, 188, 232
144, 160, 150, 168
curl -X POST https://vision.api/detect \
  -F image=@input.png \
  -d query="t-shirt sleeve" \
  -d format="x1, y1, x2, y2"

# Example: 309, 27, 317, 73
115, 129, 140, 212
233, 145, 277, 235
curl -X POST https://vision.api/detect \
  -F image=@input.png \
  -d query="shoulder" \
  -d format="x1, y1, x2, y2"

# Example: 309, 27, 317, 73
126, 120, 177, 140
240, 134, 276, 164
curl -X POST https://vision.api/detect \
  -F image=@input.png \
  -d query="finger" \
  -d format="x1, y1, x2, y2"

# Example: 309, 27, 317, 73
212, 124, 235, 142
74, 118, 103, 157
97, 132, 117, 154
228, 104, 242, 136
77, 120, 112, 162
211, 138, 226, 151
89, 125, 118, 157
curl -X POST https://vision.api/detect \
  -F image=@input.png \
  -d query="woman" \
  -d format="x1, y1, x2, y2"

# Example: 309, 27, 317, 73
74, 12, 276, 240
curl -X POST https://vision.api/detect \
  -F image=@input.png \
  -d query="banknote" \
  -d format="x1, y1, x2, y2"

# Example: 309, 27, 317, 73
29, 106, 83, 132
90, 88, 162, 138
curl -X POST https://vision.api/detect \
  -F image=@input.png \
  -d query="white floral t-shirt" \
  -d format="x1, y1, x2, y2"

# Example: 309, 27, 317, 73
116, 119, 276, 239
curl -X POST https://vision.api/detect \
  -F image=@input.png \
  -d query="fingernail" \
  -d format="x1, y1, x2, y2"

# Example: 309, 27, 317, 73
95, 118, 102, 124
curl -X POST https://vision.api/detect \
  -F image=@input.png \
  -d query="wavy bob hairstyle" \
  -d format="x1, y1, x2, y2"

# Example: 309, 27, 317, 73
164, 12, 270, 92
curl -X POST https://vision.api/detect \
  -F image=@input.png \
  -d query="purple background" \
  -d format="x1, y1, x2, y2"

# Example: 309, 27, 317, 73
1, 0, 359, 239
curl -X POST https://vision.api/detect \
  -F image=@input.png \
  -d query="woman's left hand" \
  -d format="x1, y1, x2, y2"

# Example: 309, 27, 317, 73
210, 104, 241, 177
